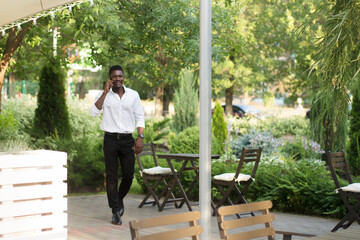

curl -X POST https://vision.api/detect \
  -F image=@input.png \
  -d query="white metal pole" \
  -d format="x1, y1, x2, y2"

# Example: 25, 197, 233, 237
199, 0, 212, 238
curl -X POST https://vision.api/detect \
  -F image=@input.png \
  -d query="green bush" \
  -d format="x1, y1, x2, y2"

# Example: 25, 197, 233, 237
2, 95, 37, 136
212, 102, 227, 153
30, 134, 105, 192
257, 116, 310, 138
170, 126, 221, 154
227, 115, 310, 139
0, 110, 19, 140
143, 118, 171, 144
33, 60, 71, 139
231, 130, 284, 156
211, 156, 345, 218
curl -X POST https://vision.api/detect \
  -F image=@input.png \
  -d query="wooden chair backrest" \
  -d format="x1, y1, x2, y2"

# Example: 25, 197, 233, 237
136, 142, 158, 171
130, 211, 203, 240
327, 151, 353, 188
217, 200, 275, 240
235, 147, 262, 179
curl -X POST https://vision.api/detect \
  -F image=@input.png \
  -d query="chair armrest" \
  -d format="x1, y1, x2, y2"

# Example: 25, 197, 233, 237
276, 230, 316, 240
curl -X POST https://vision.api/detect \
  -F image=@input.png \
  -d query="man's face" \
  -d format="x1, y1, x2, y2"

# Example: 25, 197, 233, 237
110, 70, 124, 89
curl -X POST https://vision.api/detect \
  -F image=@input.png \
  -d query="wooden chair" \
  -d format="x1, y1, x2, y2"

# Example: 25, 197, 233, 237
217, 200, 316, 240
212, 147, 262, 216
327, 151, 360, 232
136, 142, 180, 211
130, 211, 203, 240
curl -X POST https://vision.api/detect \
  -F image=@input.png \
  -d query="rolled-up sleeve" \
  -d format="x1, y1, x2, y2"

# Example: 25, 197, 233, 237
133, 93, 145, 128
89, 92, 103, 117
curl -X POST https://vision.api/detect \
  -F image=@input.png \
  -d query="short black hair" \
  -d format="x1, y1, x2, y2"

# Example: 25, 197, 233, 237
109, 65, 123, 75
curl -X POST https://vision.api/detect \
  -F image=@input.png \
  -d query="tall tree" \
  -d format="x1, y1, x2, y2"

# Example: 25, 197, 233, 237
116, 0, 199, 116
310, 0, 360, 152
0, 25, 30, 112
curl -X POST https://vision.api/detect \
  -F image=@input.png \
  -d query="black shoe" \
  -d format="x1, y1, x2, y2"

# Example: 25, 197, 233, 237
119, 207, 124, 217
111, 211, 122, 225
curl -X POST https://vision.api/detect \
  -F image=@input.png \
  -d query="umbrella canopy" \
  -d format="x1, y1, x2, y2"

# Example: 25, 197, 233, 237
0, 0, 77, 27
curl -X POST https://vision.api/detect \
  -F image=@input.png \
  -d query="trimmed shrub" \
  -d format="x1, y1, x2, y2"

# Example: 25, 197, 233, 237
33, 60, 71, 139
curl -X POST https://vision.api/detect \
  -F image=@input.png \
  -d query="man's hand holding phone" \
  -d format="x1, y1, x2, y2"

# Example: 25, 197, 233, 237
104, 78, 113, 93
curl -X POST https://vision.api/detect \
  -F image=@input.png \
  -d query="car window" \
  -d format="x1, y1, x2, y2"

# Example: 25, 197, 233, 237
233, 106, 240, 112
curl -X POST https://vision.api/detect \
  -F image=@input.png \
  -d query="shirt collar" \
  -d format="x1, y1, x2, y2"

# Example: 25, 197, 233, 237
110, 85, 127, 94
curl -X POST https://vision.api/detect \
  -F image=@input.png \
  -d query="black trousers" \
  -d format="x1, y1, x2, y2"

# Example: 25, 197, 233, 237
103, 133, 135, 213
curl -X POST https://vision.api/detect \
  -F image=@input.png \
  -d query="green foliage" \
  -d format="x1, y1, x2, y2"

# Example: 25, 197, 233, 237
30, 134, 105, 192
348, 90, 360, 175
33, 60, 71, 139
1, 95, 36, 135
0, 110, 19, 140
227, 115, 310, 139
310, 90, 348, 153
231, 130, 284, 156
172, 69, 199, 133
63, 136, 105, 192
211, 156, 345, 217
170, 126, 221, 155
212, 102, 227, 153
143, 118, 171, 144
280, 137, 324, 160
309, 0, 360, 155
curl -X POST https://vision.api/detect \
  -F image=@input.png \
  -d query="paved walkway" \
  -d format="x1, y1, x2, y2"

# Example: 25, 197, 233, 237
67, 194, 348, 239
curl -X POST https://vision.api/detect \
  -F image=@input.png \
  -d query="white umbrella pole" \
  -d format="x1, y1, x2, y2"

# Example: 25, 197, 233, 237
199, 0, 212, 238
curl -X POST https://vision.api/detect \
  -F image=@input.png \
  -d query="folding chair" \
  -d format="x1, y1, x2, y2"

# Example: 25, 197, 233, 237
130, 211, 203, 240
136, 142, 179, 211
217, 200, 316, 240
327, 151, 360, 232
212, 147, 262, 216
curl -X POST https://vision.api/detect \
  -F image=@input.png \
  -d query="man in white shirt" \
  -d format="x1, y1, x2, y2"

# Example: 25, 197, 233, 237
90, 65, 145, 225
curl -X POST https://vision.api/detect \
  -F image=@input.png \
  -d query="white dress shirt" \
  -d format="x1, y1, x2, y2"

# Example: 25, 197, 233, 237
90, 86, 145, 133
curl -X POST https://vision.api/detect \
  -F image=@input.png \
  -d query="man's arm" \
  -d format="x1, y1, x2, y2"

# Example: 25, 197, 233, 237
95, 80, 112, 110
134, 127, 145, 154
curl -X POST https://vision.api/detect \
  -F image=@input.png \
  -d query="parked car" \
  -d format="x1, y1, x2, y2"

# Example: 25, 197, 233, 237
217, 104, 262, 118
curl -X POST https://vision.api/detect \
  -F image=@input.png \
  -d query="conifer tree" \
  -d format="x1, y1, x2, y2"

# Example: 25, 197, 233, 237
349, 90, 360, 175
172, 68, 199, 133
212, 101, 227, 153
33, 60, 71, 139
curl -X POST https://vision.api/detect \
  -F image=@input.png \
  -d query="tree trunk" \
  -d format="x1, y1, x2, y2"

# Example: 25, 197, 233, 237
225, 84, 234, 115
225, 53, 236, 115
155, 87, 163, 117
0, 25, 29, 113
162, 85, 171, 117
9, 73, 17, 98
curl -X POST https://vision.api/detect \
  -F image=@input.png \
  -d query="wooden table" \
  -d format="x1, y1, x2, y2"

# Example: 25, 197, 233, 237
157, 153, 220, 211
305, 228, 360, 239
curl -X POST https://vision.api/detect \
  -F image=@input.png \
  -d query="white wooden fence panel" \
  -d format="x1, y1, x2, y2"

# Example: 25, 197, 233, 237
2, 231, 67, 240
0, 198, 67, 218
0, 150, 68, 239
0, 168, 67, 185
0, 150, 66, 168
0, 182, 67, 202
0, 214, 67, 235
